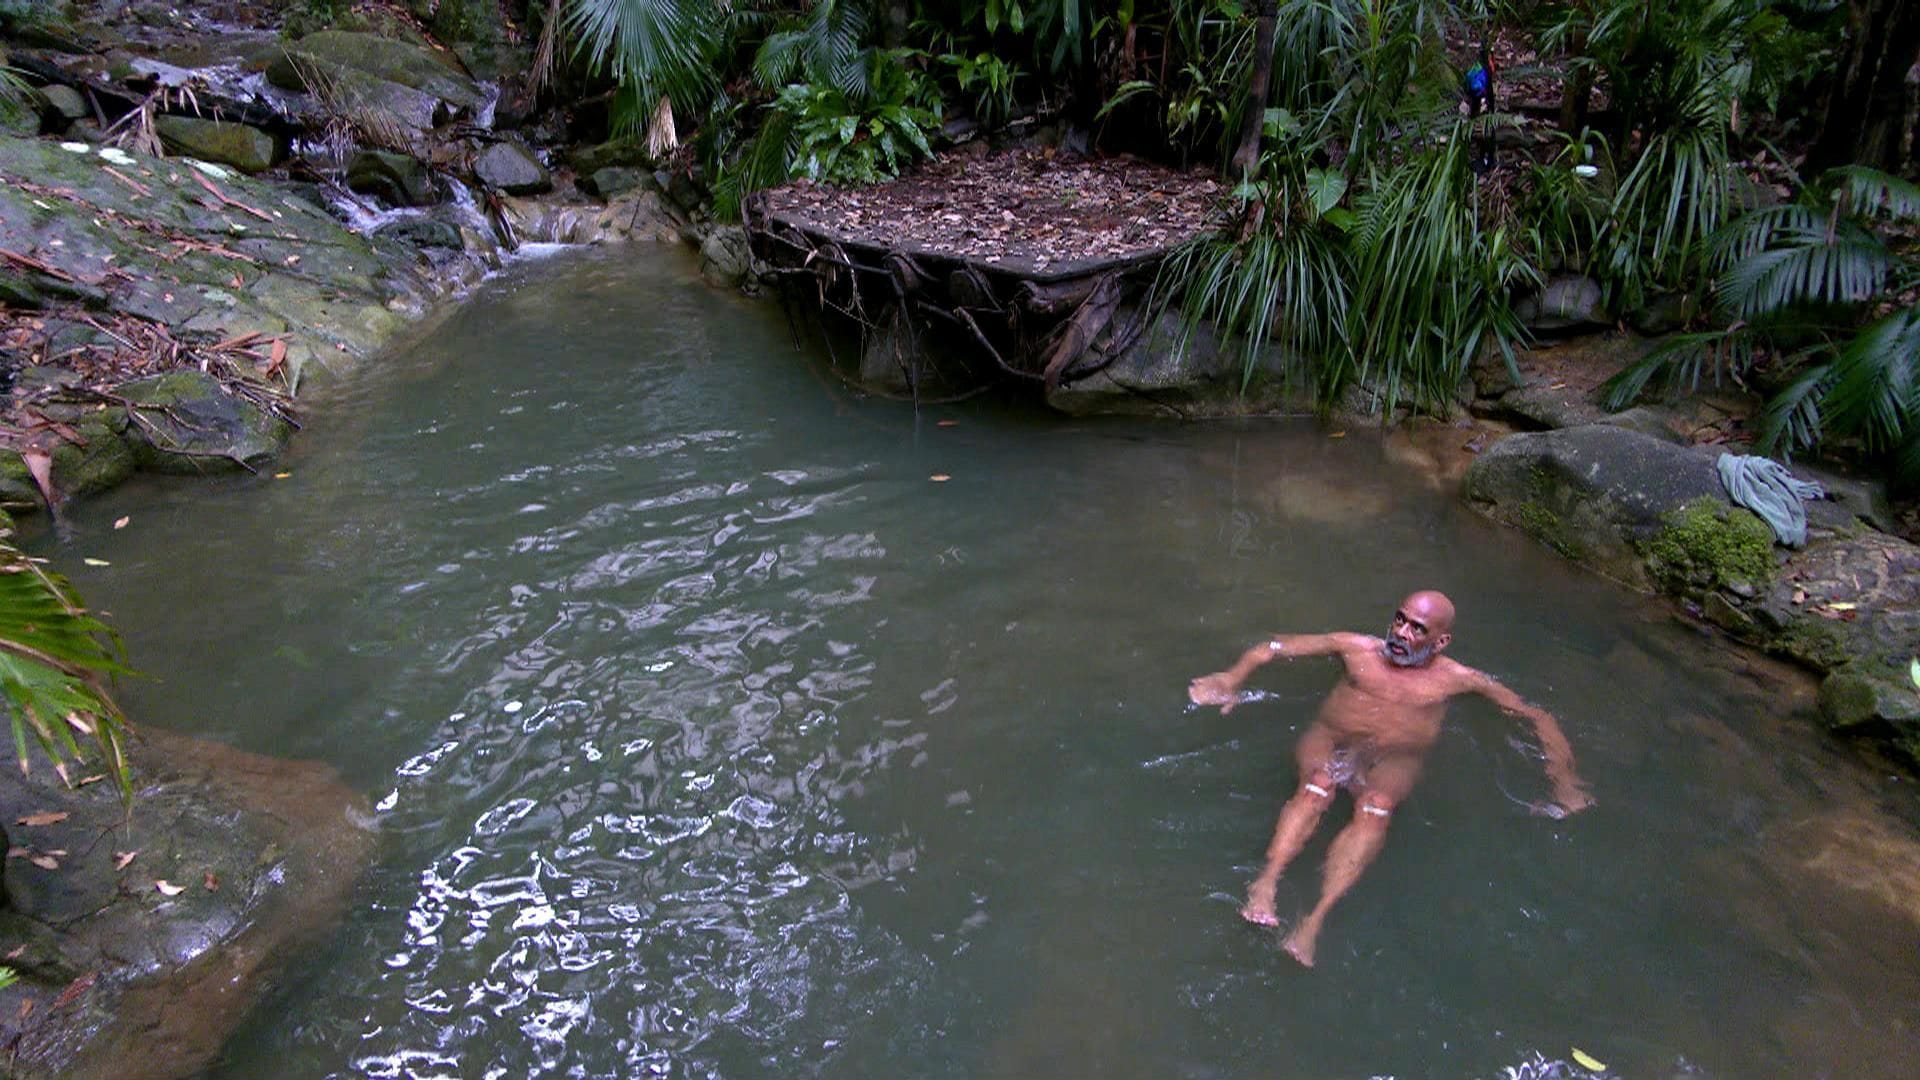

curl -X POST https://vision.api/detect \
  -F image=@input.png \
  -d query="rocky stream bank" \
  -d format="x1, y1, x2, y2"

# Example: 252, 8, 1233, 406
0, 2, 733, 1072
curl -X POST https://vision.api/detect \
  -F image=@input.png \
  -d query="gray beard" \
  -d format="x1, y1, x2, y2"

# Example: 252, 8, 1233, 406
1383, 638, 1434, 668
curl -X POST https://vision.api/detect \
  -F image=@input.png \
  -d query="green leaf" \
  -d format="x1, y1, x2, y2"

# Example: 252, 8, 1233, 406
1306, 168, 1347, 217
1910, 657, 1920, 690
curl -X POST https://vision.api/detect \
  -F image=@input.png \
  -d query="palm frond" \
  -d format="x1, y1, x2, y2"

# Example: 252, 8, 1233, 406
0, 540, 132, 799
1754, 360, 1831, 456
564, 0, 723, 109
1817, 307, 1920, 451
1600, 326, 1764, 409
1716, 218, 1894, 319
1828, 165, 1920, 223
1342, 125, 1539, 413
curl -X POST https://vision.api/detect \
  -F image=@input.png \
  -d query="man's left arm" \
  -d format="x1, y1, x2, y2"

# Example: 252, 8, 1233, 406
1468, 670, 1594, 815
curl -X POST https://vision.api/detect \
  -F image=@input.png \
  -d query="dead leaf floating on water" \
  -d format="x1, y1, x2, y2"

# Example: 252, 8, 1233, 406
154, 879, 185, 896
16, 811, 69, 827
203, 871, 219, 892
930, 474, 951, 482
113, 516, 130, 529
83, 557, 110, 567
274, 471, 293, 479
113, 850, 138, 870
9, 847, 67, 870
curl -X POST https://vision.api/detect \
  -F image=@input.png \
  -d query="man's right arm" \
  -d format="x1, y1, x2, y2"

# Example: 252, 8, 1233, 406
1188, 633, 1369, 714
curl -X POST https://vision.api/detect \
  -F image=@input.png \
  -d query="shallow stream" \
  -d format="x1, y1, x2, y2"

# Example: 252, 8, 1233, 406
36, 248, 1920, 1078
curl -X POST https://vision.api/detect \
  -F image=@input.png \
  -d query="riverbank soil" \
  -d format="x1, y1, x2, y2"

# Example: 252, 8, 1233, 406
0, 727, 376, 1079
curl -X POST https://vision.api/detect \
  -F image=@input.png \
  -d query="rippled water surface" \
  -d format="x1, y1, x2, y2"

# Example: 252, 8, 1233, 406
44, 248, 1920, 1078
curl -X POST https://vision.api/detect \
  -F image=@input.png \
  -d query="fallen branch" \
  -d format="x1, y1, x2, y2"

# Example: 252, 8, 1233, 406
190, 172, 274, 223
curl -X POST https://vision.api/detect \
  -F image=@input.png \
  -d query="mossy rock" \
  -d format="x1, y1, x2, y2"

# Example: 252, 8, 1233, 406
1640, 497, 1775, 595
1819, 662, 1920, 734
153, 116, 280, 175
115, 370, 291, 474
1463, 425, 1727, 589
1770, 614, 1854, 670
0, 419, 136, 512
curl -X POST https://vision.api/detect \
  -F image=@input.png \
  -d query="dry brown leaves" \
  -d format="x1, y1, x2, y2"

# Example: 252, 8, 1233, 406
757, 147, 1226, 272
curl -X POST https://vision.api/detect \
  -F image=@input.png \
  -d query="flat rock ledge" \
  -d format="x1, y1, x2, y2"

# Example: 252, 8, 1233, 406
1465, 424, 1920, 759
0, 729, 377, 1079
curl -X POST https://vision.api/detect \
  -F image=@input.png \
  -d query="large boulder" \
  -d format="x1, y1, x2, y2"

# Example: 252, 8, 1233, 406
113, 370, 292, 473
472, 139, 550, 195
153, 115, 279, 174
266, 30, 484, 116
1462, 424, 1729, 587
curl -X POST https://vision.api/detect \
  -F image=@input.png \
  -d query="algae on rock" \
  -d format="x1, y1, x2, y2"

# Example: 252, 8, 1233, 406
1641, 497, 1776, 595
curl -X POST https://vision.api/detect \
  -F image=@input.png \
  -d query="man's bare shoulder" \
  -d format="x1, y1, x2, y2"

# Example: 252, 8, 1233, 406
1328, 631, 1381, 651
1434, 656, 1495, 692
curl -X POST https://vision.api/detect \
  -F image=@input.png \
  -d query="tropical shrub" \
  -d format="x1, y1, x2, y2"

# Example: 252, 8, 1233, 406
1603, 167, 1920, 482
1151, 108, 1354, 390
773, 49, 943, 185
1339, 119, 1539, 412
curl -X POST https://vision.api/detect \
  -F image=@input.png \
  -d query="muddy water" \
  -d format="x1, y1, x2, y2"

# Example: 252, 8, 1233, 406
39, 247, 1920, 1078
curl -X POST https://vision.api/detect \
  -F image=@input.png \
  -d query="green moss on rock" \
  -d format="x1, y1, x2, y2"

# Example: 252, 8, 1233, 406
1773, 616, 1852, 670
1516, 501, 1579, 558
1642, 497, 1774, 594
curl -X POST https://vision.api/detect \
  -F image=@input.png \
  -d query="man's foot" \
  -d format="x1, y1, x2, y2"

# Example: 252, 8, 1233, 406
1281, 920, 1320, 967
1240, 879, 1280, 927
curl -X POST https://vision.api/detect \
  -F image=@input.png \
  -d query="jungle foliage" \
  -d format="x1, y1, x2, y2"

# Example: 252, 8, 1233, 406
548, 0, 1909, 473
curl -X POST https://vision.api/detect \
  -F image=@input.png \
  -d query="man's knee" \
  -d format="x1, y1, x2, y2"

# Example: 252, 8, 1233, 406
1298, 770, 1337, 802
1357, 792, 1395, 820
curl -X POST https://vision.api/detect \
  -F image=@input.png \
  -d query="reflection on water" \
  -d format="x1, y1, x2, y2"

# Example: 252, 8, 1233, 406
41, 248, 1920, 1079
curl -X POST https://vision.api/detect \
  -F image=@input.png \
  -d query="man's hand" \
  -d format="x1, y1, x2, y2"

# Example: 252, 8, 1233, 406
1535, 776, 1595, 818
1188, 673, 1243, 714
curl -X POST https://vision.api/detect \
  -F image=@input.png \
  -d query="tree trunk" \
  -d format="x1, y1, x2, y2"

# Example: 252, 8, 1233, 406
1229, 0, 1281, 179
1559, 31, 1594, 136
1805, 0, 1920, 176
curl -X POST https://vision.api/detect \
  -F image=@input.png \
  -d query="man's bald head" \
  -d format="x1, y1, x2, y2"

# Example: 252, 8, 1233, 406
1384, 590, 1455, 667
1401, 591, 1455, 634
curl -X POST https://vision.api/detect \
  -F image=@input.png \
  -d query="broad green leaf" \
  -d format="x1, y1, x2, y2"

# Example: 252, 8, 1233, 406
1306, 169, 1348, 216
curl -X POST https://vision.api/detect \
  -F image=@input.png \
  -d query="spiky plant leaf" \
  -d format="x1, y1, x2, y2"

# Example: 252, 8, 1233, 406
1828, 166, 1920, 223
0, 540, 132, 800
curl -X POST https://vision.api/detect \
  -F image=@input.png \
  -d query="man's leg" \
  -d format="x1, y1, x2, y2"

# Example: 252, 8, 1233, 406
1282, 752, 1423, 966
1242, 725, 1336, 926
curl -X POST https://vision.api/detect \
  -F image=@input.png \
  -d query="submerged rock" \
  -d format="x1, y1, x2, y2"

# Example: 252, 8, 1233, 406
0, 728, 376, 1079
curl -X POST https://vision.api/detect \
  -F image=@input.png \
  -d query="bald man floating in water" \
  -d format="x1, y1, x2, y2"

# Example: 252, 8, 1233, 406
1189, 590, 1593, 967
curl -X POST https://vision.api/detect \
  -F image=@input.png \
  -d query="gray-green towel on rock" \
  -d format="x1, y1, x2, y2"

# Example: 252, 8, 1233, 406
1716, 453, 1826, 548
